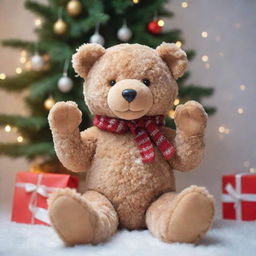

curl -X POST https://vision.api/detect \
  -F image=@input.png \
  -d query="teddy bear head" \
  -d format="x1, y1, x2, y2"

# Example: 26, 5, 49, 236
72, 43, 187, 120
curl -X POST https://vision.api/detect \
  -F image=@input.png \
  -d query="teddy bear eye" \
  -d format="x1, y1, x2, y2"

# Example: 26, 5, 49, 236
109, 80, 116, 86
143, 79, 151, 86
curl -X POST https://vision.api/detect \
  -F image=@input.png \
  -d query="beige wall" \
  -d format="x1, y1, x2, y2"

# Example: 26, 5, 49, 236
1, 0, 256, 218
0, 0, 40, 213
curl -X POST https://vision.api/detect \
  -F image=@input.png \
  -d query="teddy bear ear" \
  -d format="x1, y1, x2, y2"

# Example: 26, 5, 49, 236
72, 43, 106, 78
156, 42, 188, 80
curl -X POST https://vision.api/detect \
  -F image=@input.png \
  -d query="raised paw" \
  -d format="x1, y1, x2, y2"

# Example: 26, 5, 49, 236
48, 101, 82, 134
174, 100, 207, 136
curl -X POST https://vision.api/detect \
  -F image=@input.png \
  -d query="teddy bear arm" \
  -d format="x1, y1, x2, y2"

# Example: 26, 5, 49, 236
52, 128, 96, 173
170, 129, 205, 171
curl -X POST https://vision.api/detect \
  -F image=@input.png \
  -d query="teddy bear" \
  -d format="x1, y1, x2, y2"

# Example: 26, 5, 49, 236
48, 42, 214, 246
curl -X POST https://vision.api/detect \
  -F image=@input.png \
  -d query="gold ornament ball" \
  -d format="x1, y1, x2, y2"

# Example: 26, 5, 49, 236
44, 96, 55, 110
67, 0, 82, 17
53, 19, 68, 35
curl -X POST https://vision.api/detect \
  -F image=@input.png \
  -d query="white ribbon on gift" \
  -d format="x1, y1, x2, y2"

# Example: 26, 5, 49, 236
15, 174, 59, 225
222, 173, 256, 220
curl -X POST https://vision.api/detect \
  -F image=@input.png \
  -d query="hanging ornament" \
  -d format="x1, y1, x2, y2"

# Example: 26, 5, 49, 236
57, 58, 74, 93
31, 54, 44, 71
147, 19, 162, 35
53, 8, 68, 35
67, 0, 82, 17
58, 76, 73, 93
89, 23, 105, 45
53, 19, 68, 35
117, 20, 132, 42
44, 96, 55, 110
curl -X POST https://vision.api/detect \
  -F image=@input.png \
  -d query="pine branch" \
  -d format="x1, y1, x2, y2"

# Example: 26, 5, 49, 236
110, 0, 133, 14
30, 74, 60, 99
165, 116, 175, 129
2, 39, 72, 61
0, 72, 44, 91
158, 9, 174, 18
179, 85, 215, 99
0, 115, 47, 131
0, 142, 55, 159
186, 50, 195, 61
1, 39, 36, 52
177, 71, 190, 84
204, 107, 216, 115
25, 1, 54, 21
159, 29, 183, 43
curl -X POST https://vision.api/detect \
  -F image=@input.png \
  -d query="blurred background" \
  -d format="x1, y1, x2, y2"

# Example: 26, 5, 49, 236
0, 0, 256, 219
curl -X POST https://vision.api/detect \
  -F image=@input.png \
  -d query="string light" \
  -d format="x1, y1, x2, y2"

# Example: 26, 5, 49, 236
237, 108, 244, 114
157, 19, 165, 27
20, 56, 27, 64
181, 2, 188, 8
175, 41, 182, 48
4, 125, 12, 133
240, 84, 246, 91
44, 96, 55, 110
201, 31, 208, 38
132, 0, 140, 4
218, 126, 225, 133
173, 98, 180, 106
201, 55, 208, 62
218, 126, 230, 134
20, 50, 27, 57
17, 136, 24, 143
0, 73, 6, 80
16, 67, 22, 74
34, 18, 42, 28
168, 110, 175, 119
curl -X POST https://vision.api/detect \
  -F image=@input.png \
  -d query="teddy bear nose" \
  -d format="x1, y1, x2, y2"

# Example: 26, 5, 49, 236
122, 89, 137, 103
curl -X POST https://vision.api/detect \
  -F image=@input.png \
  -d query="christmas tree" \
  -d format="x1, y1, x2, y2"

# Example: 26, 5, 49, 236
0, 0, 215, 170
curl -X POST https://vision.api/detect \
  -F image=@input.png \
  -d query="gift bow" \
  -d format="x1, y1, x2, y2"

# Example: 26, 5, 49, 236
16, 174, 58, 225
24, 183, 49, 197
222, 173, 256, 220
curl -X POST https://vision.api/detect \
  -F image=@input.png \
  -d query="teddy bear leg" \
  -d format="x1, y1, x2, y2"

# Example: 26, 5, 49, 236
48, 188, 118, 246
146, 186, 214, 243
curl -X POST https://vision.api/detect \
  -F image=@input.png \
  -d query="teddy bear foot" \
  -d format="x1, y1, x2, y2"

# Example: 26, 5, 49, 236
146, 186, 214, 243
48, 188, 118, 246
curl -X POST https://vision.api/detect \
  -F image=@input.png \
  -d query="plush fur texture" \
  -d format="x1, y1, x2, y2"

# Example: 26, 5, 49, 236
48, 42, 214, 246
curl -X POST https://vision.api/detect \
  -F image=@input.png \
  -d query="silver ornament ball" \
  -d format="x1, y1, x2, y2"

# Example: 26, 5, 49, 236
57, 76, 74, 93
117, 25, 132, 42
31, 54, 44, 71
89, 32, 105, 45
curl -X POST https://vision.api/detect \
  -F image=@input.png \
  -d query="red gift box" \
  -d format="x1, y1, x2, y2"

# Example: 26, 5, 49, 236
222, 172, 256, 221
11, 172, 78, 225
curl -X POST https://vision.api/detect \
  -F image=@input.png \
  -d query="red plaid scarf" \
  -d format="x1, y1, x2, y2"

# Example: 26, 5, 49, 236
93, 115, 175, 163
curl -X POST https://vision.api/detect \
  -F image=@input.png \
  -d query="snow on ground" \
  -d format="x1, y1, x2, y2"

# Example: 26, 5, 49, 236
1, 213, 256, 256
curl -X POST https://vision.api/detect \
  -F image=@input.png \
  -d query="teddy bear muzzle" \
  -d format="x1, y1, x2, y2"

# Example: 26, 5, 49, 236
107, 79, 153, 120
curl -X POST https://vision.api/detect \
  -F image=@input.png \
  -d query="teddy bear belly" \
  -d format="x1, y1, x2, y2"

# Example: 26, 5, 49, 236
85, 148, 175, 230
